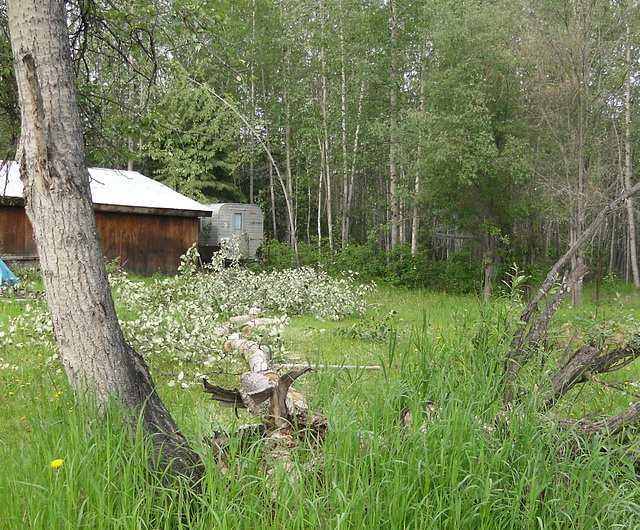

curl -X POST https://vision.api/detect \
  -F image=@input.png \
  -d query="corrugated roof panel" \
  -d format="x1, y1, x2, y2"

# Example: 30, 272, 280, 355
0, 161, 212, 216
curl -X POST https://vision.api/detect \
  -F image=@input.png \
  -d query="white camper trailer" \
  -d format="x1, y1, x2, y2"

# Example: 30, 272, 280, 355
199, 203, 264, 261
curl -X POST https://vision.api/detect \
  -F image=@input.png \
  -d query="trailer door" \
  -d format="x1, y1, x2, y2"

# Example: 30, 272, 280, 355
231, 209, 249, 256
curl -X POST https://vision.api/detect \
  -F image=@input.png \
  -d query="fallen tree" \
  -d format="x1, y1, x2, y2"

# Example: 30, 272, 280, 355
202, 307, 328, 471
503, 182, 640, 436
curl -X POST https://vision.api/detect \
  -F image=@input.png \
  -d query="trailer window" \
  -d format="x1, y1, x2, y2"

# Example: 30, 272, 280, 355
234, 213, 243, 230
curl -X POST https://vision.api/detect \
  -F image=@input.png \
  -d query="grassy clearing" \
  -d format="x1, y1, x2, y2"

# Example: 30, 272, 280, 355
2, 270, 640, 528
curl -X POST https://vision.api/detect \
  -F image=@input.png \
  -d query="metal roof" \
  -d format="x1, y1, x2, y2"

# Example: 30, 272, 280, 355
0, 161, 213, 218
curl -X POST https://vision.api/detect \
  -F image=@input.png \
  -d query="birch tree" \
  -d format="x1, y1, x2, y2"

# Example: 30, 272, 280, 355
519, 0, 627, 305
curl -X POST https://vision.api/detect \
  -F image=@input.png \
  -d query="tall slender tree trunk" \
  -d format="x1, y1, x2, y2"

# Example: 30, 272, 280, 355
342, 80, 364, 249
267, 139, 278, 239
261, 71, 278, 240
283, 65, 295, 245
317, 137, 324, 255
248, 0, 257, 204
571, 120, 587, 307
7, 0, 202, 483
411, 174, 420, 256
318, 0, 333, 251
306, 174, 312, 244
338, 0, 349, 249
625, 24, 640, 288
278, 0, 299, 264
388, 0, 400, 250
412, 37, 428, 257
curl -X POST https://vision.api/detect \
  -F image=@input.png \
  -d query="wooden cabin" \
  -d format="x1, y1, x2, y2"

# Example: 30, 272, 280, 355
0, 162, 212, 275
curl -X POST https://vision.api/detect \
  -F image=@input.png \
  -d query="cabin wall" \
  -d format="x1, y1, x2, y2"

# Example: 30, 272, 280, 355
0, 205, 37, 257
96, 212, 199, 275
0, 205, 199, 275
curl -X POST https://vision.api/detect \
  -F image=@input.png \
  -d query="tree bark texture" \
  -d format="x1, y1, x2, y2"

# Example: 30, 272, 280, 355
7, 0, 202, 483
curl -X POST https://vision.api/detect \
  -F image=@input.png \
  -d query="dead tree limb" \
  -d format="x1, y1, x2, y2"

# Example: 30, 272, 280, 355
504, 265, 585, 402
558, 401, 640, 436
541, 339, 640, 412
503, 183, 640, 403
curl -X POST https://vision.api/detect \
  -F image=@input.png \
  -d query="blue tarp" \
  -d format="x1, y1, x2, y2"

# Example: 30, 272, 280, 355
0, 258, 18, 286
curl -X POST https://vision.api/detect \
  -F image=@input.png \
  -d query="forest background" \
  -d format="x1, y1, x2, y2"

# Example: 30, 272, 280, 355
2, 0, 640, 297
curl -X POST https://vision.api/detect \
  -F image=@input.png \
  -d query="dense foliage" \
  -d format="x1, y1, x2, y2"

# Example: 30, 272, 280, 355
3, 0, 640, 287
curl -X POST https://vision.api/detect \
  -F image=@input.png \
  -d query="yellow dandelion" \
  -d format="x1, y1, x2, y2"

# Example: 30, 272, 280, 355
9, 392, 14, 396
50, 459, 64, 469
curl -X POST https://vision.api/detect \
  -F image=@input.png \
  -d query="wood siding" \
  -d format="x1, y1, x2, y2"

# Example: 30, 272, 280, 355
0, 205, 37, 257
0, 206, 199, 275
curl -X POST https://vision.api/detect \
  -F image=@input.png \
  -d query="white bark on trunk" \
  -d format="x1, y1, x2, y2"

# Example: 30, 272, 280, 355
389, 0, 400, 250
625, 24, 640, 288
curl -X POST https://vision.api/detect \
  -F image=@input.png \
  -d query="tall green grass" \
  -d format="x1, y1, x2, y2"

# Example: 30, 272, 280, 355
3, 283, 640, 528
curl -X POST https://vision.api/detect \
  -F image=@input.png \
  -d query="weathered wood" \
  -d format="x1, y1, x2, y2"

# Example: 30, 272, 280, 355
557, 401, 640, 436
504, 265, 585, 402
203, 368, 316, 429
541, 340, 640, 412
504, 184, 640, 404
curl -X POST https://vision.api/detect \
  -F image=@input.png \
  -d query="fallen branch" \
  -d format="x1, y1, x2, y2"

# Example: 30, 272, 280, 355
504, 183, 640, 404
541, 339, 640, 412
276, 363, 381, 370
557, 401, 640, 436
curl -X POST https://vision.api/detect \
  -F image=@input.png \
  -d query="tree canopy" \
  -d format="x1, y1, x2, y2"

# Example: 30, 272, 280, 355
2, 0, 640, 289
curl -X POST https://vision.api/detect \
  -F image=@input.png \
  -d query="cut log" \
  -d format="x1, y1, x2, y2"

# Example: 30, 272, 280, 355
224, 333, 271, 373
241, 317, 286, 334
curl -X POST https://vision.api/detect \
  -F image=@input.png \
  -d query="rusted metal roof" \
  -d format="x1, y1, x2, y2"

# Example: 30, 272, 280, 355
1, 161, 212, 218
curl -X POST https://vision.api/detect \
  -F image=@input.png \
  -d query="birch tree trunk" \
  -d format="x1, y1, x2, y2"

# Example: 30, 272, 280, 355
339, 0, 350, 249
261, 71, 278, 240
318, 0, 333, 251
625, 24, 640, 288
341, 80, 364, 249
411, 37, 428, 257
7, 0, 202, 483
388, 0, 400, 250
